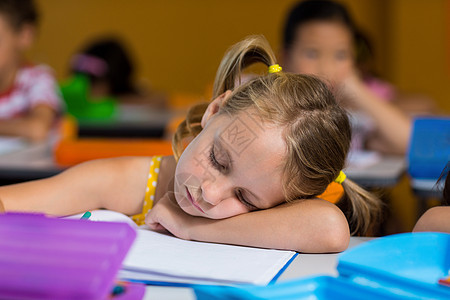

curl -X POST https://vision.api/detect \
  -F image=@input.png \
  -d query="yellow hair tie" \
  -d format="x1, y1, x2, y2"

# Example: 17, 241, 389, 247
268, 64, 282, 73
334, 171, 346, 184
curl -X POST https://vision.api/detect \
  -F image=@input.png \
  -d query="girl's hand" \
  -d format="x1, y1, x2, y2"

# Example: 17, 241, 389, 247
335, 67, 374, 112
145, 193, 199, 240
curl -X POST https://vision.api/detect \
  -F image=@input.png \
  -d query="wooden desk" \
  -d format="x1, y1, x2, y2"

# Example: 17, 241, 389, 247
142, 237, 373, 300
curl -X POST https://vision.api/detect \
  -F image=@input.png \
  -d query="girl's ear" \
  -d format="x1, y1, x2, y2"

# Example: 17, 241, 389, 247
201, 90, 232, 128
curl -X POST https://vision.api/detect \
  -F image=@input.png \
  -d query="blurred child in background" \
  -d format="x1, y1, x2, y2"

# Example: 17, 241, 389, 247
61, 37, 167, 121
68, 37, 166, 108
354, 29, 437, 116
0, 0, 63, 142
281, 0, 417, 155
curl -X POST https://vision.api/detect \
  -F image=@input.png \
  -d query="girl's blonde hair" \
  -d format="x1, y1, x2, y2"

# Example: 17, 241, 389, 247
173, 35, 382, 236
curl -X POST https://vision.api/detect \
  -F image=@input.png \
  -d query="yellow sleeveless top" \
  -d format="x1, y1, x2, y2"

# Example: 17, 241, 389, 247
131, 156, 162, 226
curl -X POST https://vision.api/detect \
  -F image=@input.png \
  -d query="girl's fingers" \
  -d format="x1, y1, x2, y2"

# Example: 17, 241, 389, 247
151, 223, 170, 234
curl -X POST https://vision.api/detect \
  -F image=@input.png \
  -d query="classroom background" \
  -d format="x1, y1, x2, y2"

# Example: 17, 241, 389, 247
31, 0, 450, 113
26, 0, 450, 232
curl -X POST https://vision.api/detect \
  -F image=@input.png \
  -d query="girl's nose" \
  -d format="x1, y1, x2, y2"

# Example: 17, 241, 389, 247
201, 178, 229, 206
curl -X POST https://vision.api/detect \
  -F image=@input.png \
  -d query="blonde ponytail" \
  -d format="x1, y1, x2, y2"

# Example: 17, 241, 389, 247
339, 179, 383, 236
172, 35, 278, 160
212, 35, 277, 98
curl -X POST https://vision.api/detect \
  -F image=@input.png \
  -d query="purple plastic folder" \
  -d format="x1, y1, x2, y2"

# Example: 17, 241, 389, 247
0, 212, 138, 300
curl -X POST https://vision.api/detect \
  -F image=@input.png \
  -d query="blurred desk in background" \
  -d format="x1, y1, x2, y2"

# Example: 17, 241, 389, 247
411, 178, 444, 219
78, 121, 166, 138
0, 106, 179, 184
0, 137, 175, 185
77, 106, 175, 138
411, 178, 443, 198
345, 152, 406, 188
0, 139, 175, 186
344, 152, 407, 234
0, 142, 63, 185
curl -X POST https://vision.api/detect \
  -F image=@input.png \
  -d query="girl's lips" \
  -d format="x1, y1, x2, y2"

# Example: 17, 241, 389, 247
186, 187, 205, 213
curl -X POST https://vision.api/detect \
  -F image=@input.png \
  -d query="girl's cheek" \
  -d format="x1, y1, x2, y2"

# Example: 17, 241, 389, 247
218, 203, 249, 219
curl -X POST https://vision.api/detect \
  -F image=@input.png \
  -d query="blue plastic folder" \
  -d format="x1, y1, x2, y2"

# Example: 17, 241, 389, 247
0, 212, 144, 300
194, 233, 450, 299
407, 117, 450, 180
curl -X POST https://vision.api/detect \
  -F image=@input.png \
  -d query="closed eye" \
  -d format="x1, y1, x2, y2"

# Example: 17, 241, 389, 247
209, 145, 228, 173
208, 142, 258, 211
235, 189, 258, 211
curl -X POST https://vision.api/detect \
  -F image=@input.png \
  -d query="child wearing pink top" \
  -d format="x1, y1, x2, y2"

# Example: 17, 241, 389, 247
281, 0, 412, 155
0, 0, 63, 141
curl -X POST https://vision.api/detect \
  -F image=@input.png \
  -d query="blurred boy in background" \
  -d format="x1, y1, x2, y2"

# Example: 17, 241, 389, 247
0, 0, 63, 142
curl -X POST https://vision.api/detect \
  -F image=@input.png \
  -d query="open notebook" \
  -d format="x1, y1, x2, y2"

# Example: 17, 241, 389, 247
66, 210, 297, 286
119, 228, 297, 286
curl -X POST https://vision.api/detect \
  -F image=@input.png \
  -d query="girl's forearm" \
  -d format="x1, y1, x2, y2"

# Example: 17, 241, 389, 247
187, 199, 350, 253
0, 157, 151, 216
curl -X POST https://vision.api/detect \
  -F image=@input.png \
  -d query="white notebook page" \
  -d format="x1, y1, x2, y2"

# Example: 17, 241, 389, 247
121, 228, 296, 285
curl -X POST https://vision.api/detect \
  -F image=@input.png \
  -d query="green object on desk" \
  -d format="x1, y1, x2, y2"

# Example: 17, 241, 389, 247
60, 74, 117, 121
80, 211, 91, 220
111, 284, 125, 296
